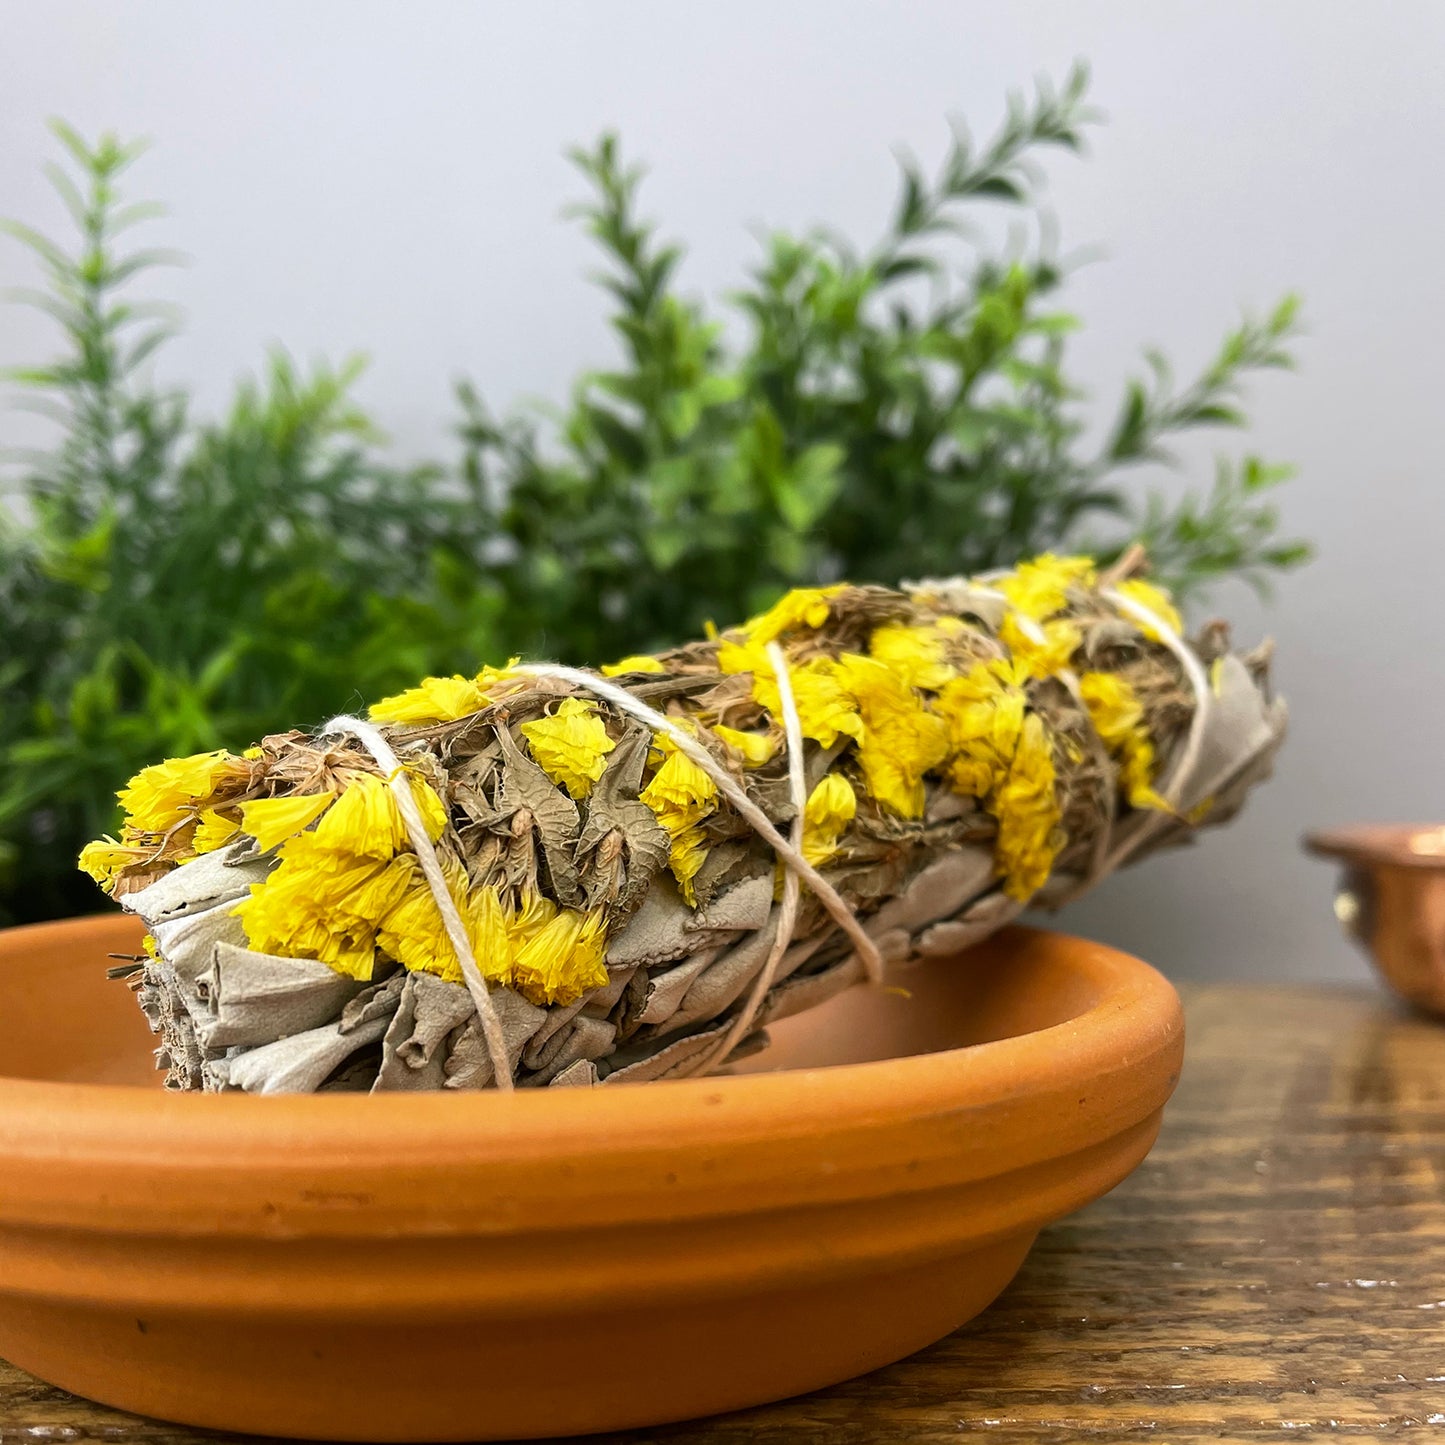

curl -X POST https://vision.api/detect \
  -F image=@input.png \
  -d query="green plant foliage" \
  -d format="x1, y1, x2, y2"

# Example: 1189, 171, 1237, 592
0, 125, 506, 922
463, 66, 1305, 662
0, 68, 1308, 924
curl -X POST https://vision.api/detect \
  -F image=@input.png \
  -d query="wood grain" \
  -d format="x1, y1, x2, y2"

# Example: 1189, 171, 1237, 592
4, 984, 1444, 1442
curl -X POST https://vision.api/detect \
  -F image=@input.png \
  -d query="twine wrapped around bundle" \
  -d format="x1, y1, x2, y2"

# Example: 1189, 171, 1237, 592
80, 555, 1285, 1094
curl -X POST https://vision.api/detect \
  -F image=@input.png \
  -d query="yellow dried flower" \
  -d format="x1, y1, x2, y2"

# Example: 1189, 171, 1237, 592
935, 661, 1063, 899
1077, 671, 1142, 737
1078, 671, 1171, 812
640, 736, 718, 834
999, 613, 1081, 681
190, 809, 243, 855
832, 654, 949, 819
510, 905, 610, 1007
368, 675, 486, 725
640, 736, 719, 901
520, 697, 617, 799
116, 750, 242, 833
936, 662, 1026, 799
868, 622, 957, 692
993, 554, 1096, 622
377, 855, 512, 989
372, 858, 456, 978
1115, 577, 1184, 644
944, 755, 995, 798
232, 769, 450, 979
77, 837, 153, 891
368, 661, 520, 725
234, 839, 403, 980
666, 824, 712, 906
237, 897, 379, 980
718, 638, 863, 749
714, 634, 764, 675
376, 859, 607, 1004
510, 887, 559, 940
309, 771, 447, 858
992, 713, 1064, 901
742, 585, 845, 646
468, 882, 516, 988
802, 774, 857, 867
712, 724, 777, 767
774, 663, 866, 750
600, 655, 666, 676
322, 849, 418, 928
238, 792, 335, 852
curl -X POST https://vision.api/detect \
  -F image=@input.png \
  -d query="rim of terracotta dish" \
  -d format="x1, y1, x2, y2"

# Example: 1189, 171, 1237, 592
1304, 823, 1445, 871
0, 922, 1180, 1239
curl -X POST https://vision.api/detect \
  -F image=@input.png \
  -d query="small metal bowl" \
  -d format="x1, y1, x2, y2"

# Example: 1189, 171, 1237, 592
1306, 824, 1445, 1014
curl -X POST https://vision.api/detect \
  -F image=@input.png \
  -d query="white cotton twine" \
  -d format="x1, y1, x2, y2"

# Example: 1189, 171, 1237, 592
327, 580, 1208, 1090
1095, 586, 1212, 879
696, 640, 807, 1074
321, 715, 517, 1092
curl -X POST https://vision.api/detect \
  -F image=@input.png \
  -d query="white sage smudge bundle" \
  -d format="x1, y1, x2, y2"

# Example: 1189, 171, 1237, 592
80, 555, 1285, 1094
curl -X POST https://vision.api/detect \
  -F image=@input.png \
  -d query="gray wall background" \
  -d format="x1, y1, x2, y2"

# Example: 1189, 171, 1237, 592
3, 2, 1442, 983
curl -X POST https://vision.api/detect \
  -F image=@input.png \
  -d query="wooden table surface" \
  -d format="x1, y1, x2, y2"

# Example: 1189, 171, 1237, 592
4, 983, 1444, 1443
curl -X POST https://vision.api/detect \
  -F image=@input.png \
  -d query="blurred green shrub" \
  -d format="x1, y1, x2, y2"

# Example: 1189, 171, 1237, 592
0, 68, 1306, 924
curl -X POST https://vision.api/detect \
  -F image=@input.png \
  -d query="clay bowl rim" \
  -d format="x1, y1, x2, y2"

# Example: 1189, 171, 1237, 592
1304, 823, 1445, 872
0, 918, 1181, 1243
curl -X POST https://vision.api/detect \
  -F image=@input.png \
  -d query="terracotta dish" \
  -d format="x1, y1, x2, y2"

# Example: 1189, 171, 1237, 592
0, 912, 1182, 1441
1306, 824, 1445, 1014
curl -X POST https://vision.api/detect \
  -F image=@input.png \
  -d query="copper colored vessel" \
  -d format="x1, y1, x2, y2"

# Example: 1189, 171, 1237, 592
0, 913, 1182, 1441
1306, 824, 1445, 1014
